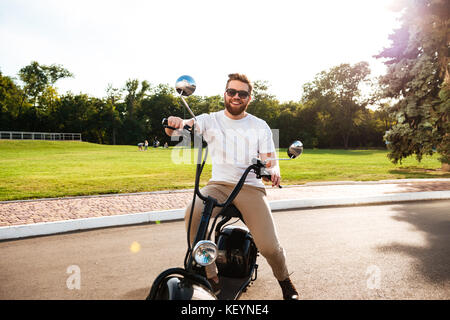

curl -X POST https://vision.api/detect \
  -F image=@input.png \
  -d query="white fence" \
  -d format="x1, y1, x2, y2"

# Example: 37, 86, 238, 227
0, 131, 82, 141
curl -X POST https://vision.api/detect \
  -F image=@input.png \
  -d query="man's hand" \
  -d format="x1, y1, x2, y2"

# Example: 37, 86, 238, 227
262, 165, 281, 187
164, 116, 194, 136
260, 152, 281, 187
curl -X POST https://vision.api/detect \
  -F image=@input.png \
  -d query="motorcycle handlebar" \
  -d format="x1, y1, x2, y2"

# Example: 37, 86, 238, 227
162, 118, 192, 133
197, 160, 273, 210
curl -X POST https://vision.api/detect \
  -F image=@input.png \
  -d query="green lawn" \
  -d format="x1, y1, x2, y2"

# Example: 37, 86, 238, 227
0, 140, 448, 201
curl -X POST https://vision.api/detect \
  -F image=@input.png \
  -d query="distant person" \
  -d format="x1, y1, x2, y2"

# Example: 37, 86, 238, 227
138, 142, 144, 151
164, 142, 168, 148
144, 140, 149, 151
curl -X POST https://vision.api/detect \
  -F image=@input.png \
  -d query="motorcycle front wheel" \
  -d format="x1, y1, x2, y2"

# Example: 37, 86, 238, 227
147, 267, 216, 300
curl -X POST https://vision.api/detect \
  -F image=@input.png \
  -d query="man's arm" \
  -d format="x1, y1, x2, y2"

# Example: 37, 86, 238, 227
260, 151, 281, 187
164, 116, 195, 136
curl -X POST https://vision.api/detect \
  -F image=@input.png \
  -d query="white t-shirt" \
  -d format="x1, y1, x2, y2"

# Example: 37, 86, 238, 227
194, 110, 276, 188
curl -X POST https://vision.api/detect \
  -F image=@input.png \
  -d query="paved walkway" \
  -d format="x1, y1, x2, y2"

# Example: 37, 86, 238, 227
1, 179, 449, 227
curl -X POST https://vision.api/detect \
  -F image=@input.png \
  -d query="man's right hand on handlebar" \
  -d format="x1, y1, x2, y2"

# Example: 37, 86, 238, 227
165, 116, 195, 136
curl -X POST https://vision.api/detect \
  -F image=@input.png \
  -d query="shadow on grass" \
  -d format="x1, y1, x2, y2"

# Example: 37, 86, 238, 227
389, 169, 450, 179
305, 149, 385, 156
376, 201, 450, 284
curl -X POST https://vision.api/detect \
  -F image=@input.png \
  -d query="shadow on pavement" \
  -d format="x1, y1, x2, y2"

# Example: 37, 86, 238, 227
388, 181, 450, 193
122, 287, 149, 300
377, 201, 450, 284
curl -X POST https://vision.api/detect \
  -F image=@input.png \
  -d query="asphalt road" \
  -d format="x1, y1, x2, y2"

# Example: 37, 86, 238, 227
0, 200, 449, 300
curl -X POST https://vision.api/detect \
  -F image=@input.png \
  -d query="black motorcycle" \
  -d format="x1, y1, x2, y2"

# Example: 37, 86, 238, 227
146, 75, 303, 300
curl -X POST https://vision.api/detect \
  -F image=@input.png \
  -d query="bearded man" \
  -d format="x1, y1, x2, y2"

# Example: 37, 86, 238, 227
165, 73, 299, 300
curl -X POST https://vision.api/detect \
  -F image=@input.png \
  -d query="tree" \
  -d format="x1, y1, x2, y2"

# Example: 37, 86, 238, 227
375, 0, 449, 167
302, 62, 372, 149
18, 61, 73, 110
139, 84, 180, 145
105, 84, 123, 145
53, 93, 112, 143
275, 101, 319, 148
247, 80, 281, 128
123, 79, 150, 117
190, 95, 223, 115
0, 70, 29, 129
115, 79, 151, 144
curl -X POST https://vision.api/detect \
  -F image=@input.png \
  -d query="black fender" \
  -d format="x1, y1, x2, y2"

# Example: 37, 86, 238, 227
147, 267, 216, 300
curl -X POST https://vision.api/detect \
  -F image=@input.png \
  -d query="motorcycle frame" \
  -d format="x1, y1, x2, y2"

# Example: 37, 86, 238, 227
148, 123, 266, 300
184, 126, 264, 272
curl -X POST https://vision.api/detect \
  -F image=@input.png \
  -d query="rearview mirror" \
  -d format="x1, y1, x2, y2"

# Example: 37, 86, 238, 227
287, 141, 303, 159
175, 75, 196, 96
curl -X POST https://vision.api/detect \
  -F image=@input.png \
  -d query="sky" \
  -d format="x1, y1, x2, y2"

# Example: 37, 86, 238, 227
0, 0, 403, 103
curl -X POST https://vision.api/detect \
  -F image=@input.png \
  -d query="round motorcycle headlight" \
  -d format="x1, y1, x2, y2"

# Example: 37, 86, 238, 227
193, 240, 218, 266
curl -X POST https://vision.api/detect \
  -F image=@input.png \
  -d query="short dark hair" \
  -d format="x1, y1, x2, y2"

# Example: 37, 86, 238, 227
226, 73, 253, 95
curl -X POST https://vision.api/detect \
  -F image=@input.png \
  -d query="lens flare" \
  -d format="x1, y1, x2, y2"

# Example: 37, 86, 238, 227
130, 241, 141, 253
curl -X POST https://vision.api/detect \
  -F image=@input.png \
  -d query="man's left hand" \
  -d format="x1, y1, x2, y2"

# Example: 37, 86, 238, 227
260, 152, 281, 187
263, 166, 281, 187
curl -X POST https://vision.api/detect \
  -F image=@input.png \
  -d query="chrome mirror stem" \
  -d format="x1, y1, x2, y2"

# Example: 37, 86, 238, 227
180, 94, 197, 121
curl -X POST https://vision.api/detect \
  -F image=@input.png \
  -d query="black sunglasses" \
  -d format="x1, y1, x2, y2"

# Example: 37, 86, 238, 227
225, 88, 250, 99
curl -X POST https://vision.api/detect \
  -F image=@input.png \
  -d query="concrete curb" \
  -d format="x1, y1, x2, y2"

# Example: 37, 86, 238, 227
1, 190, 450, 241
2, 178, 448, 204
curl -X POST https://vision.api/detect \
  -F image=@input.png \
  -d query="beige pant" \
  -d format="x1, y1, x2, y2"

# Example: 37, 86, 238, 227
184, 181, 289, 281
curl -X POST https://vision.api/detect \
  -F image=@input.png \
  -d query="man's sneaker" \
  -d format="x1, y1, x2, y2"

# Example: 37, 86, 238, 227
278, 277, 299, 300
207, 277, 221, 296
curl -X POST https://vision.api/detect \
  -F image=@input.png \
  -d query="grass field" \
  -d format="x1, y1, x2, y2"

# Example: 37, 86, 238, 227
0, 140, 448, 201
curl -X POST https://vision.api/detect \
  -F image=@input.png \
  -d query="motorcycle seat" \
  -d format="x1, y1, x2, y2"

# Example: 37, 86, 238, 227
220, 204, 243, 220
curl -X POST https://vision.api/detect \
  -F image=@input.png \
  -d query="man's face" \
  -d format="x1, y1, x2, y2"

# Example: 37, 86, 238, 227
224, 80, 251, 116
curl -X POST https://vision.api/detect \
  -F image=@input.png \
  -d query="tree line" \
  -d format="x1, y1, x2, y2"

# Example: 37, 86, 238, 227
0, 60, 390, 149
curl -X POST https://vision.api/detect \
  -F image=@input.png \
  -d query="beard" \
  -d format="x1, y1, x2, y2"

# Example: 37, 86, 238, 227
224, 99, 249, 116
